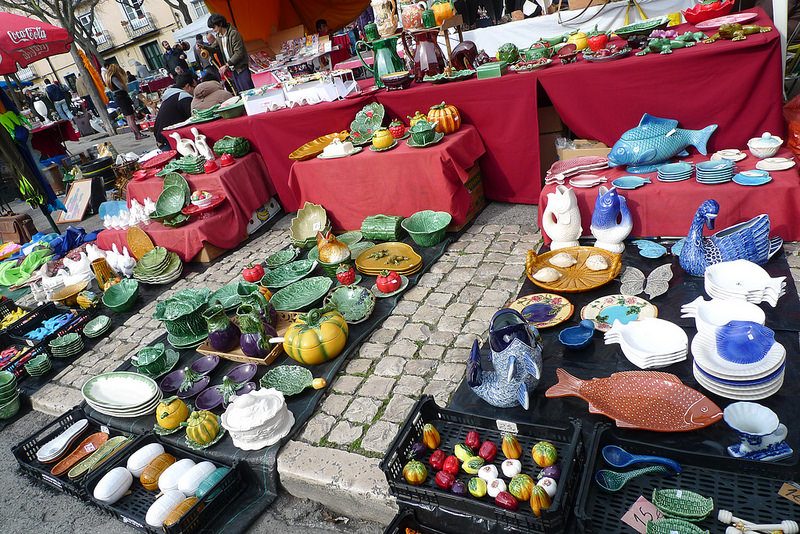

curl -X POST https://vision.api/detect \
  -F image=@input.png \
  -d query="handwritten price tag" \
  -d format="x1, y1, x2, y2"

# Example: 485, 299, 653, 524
779, 482, 800, 506
621, 496, 664, 533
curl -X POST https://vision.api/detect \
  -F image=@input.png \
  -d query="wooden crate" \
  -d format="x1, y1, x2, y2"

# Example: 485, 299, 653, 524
449, 165, 486, 232
195, 311, 298, 366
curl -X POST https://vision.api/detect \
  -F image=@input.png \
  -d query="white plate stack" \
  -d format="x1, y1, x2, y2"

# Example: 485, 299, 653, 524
605, 318, 688, 369
81, 372, 163, 418
691, 329, 785, 400
704, 260, 786, 307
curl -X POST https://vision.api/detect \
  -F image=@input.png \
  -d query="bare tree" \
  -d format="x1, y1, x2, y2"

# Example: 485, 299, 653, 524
146, 0, 193, 26
0, 0, 117, 135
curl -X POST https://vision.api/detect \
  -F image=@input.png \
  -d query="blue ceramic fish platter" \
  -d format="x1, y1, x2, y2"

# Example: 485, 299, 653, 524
612, 176, 651, 189
608, 114, 718, 173
733, 170, 772, 186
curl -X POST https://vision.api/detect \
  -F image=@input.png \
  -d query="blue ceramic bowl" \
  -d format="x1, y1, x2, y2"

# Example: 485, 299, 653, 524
558, 320, 595, 349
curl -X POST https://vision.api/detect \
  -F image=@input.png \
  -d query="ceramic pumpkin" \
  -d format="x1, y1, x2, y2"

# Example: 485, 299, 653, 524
427, 102, 461, 134
283, 308, 349, 365
184, 410, 221, 446
432, 0, 455, 25
155, 397, 189, 430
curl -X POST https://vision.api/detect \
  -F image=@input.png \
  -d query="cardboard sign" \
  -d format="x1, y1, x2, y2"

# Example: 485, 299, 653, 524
621, 496, 664, 533
778, 482, 800, 506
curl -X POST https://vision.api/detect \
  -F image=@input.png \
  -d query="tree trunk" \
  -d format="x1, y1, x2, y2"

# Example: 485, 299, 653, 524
69, 47, 116, 136
166, 0, 193, 26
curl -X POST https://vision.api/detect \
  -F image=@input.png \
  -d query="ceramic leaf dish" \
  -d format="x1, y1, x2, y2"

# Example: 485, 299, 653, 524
324, 285, 376, 323
260, 365, 325, 396
261, 259, 317, 289
162, 172, 191, 203
270, 276, 333, 311
289, 131, 350, 161
525, 246, 622, 293
265, 247, 300, 268
652, 488, 713, 520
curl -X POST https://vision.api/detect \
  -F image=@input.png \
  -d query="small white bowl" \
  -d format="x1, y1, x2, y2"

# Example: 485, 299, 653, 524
747, 132, 783, 159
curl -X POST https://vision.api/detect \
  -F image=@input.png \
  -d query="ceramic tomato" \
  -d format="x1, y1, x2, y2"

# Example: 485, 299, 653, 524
242, 263, 264, 282
587, 26, 609, 51
388, 119, 406, 139
336, 263, 356, 285
376, 270, 401, 294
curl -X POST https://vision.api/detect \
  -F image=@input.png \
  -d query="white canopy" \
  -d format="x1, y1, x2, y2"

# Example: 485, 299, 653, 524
172, 13, 211, 64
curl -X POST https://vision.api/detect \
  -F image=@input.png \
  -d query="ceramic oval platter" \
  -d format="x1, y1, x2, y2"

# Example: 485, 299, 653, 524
270, 276, 333, 311
612, 176, 650, 190
356, 242, 422, 275
581, 294, 658, 332
261, 259, 317, 289
525, 246, 622, 293
82, 371, 162, 417
506, 293, 573, 329
756, 157, 795, 171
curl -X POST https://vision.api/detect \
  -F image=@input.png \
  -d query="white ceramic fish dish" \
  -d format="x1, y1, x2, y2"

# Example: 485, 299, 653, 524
680, 296, 765, 334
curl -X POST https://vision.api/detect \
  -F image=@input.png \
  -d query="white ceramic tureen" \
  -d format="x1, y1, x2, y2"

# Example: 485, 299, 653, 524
221, 388, 294, 450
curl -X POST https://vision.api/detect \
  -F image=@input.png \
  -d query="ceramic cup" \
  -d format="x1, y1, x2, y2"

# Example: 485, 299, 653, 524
422, 9, 436, 28
134, 345, 167, 375
724, 402, 789, 456
364, 22, 380, 41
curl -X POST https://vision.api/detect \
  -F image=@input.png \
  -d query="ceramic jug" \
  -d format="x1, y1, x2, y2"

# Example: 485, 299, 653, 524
590, 186, 632, 253
542, 185, 582, 249
401, 28, 446, 82
236, 304, 271, 358
237, 281, 277, 327
400, 1, 425, 30
356, 36, 405, 88
202, 302, 240, 352
371, 0, 398, 38
364, 22, 380, 41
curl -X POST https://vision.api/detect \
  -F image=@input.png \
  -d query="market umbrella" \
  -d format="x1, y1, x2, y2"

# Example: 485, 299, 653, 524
0, 12, 72, 75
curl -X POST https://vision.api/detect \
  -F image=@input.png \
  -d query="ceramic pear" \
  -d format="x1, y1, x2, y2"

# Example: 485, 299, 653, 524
169, 132, 198, 157
191, 127, 214, 161
591, 186, 632, 253
542, 185, 581, 249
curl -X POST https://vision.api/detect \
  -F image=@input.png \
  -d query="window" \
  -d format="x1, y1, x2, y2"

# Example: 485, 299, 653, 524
191, 0, 209, 19
122, 4, 148, 29
77, 13, 104, 39
141, 41, 164, 70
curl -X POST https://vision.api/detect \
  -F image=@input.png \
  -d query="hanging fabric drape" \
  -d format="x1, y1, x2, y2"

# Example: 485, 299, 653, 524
78, 48, 108, 105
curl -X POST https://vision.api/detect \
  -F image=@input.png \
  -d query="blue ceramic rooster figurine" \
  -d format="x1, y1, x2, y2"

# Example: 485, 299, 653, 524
679, 199, 783, 276
467, 309, 543, 410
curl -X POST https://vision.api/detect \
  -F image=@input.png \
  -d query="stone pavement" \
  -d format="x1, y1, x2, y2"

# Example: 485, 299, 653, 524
20, 201, 800, 527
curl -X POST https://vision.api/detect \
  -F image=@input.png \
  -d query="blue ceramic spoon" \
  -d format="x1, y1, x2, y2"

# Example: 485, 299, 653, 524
595, 465, 671, 492
602, 445, 682, 472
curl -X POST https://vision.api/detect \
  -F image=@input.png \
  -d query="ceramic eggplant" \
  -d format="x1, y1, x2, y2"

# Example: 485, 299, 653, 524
409, 442, 427, 459
538, 464, 561, 481
451, 479, 468, 496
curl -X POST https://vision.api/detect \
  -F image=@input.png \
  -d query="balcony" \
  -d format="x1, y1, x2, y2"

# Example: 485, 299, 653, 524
16, 66, 36, 81
95, 30, 113, 52
122, 12, 157, 40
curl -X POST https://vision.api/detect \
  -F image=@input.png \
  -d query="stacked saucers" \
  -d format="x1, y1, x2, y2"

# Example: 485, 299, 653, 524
82, 371, 162, 418
133, 246, 183, 285
0, 371, 20, 420
605, 317, 688, 369
704, 260, 786, 307
48, 333, 84, 359
83, 315, 112, 339
691, 322, 785, 400
24, 353, 52, 377
657, 162, 692, 182
695, 159, 735, 184
174, 155, 206, 174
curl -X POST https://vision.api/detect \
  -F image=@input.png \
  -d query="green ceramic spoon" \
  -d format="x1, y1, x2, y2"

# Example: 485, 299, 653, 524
595, 465, 670, 492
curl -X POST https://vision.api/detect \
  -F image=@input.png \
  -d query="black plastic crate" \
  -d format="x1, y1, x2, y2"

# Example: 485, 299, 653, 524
380, 396, 584, 534
8, 302, 90, 348
12, 405, 134, 499
575, 424, 800, 533
0, 297, 30, 333
1, 342, 47, 378
84, 433, 245, 534
385, 509, 450, 534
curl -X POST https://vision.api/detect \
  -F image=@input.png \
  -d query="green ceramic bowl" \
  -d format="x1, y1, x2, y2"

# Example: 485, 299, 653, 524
0, 391, 20, 420
401, 210, 452, 247
133, 343, 167, 375
0, 386, 17, 404
102, 279, 140, 312
0, 370, 16, 390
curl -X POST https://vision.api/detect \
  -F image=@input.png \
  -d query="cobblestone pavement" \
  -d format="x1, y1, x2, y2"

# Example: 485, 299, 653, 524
18, 201, 800, 527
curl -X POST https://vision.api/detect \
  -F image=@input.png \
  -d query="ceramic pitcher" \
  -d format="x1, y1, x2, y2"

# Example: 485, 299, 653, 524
371, 0, 398, 38
400, 1, 425, 30
401, 28, 446, 82
542, 185, 582, 250
202, 302, 240, 352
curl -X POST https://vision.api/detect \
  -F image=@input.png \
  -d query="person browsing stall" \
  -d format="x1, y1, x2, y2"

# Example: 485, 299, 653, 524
208, 13, 253, 91
153, 74, 196, 150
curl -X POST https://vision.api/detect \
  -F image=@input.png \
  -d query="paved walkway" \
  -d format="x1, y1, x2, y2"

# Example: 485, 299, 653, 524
15, 199, 800, 527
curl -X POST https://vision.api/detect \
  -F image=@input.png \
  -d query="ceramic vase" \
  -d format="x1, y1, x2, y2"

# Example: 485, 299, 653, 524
372, 0, 398, 38
236, 304, 271, 358
202, 302, 240, 352
590, 186, 632, 253
542, 185, 581, 250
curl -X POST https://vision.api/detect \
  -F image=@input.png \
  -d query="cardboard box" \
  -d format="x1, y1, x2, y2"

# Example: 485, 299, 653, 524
538, 106, 564, 134
557, 139, 611, 160
448, 165, 486, 231
540, 132, 562, 179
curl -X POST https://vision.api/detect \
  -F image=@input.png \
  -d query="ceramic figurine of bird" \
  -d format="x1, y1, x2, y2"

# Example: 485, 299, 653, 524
467, 309, 543, 410
679, 199, 783, 276
170, 132, 198, 157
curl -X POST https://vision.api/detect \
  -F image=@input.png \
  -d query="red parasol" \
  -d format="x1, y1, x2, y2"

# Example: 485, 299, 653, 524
0, 12, 73, 75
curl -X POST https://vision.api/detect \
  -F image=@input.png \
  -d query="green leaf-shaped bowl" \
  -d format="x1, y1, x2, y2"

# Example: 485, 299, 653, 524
210, 281, 253, 311
324, 285, 375, 324
266, 247, 300, 269
260, 365, 317, 396
269, 276, 333, 311
162, 172, 191, 202
156, 185, 186, 218
261, 259, 317, 289
289, 202, 328, 246
401, 210, 452, 247
102, 279, 140, 312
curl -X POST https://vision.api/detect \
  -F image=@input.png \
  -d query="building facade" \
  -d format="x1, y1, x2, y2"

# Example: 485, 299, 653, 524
17, 0, 208, 90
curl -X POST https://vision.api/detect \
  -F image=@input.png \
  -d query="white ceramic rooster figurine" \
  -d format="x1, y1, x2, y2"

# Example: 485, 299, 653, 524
191, 127, 214, 161
170, 132, 198, 157
119, 247, 136, 277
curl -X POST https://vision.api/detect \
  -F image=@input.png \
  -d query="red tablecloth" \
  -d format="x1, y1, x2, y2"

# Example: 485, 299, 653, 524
288, 125, 486, 230
97, 153, 272, 261
538, 149, 800, 244
330, 34, 352, 70
168, 8, 782, 211
140, 76, 173, 93
30, 120, 80, 158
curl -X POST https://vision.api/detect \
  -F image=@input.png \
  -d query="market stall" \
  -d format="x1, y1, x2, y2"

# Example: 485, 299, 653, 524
288, 125, 486, 229
97, 153, 273, 262
30, 120, 80, 159
168, 8, 783, 212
